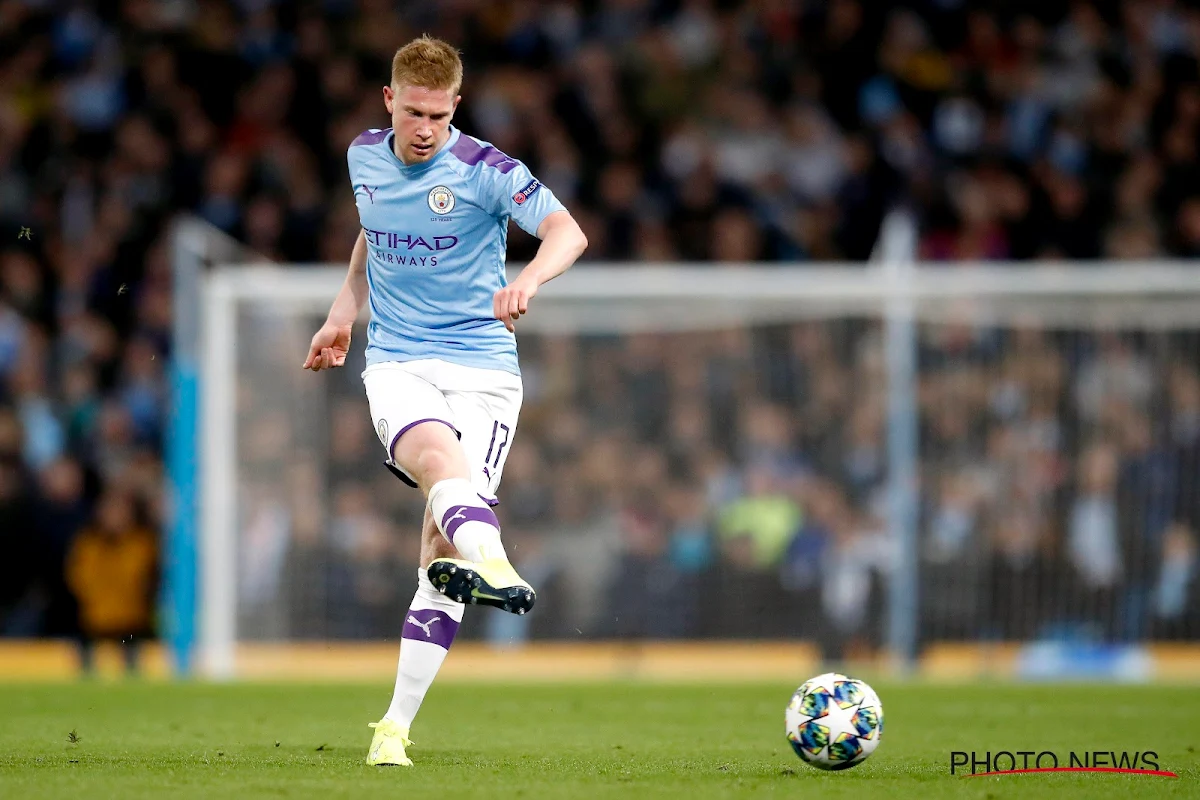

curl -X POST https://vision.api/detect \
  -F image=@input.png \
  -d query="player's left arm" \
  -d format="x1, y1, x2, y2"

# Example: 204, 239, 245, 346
494, 210, 588, 331
488, 163, 587, 331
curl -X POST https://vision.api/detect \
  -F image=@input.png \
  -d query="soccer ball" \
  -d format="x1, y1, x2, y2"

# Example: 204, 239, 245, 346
785, 672, 883, 770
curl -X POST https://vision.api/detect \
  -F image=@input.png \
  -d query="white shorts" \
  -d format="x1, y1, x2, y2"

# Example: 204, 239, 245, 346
362, 359, 522, 504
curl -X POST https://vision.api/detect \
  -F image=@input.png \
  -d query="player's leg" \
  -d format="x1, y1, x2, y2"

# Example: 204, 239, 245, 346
369, 509, 461, 766
363, 362, 501, 565
368, 359, 529, 611
363, 364, 466, 766
419, 364, 533, 614
392, 419, 511, 565
394, 420, 534, 613
421, 503, 460, 566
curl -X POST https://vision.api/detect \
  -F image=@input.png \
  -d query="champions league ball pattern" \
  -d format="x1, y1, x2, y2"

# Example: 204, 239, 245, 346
785, 673, 883, 771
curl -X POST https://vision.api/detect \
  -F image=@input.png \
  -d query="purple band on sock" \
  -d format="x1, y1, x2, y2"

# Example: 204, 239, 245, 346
440, 504, 500, 542
401, 608, 459, 650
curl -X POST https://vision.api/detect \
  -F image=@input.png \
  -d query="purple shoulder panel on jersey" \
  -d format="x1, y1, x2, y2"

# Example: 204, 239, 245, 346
351, 129, 391, 147
448, 135, 518, 174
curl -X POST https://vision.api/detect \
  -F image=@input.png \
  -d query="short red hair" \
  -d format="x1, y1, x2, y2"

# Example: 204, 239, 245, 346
391, 35, 463, 95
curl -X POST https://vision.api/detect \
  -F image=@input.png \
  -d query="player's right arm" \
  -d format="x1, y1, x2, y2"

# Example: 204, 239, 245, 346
303, 228, 368, 371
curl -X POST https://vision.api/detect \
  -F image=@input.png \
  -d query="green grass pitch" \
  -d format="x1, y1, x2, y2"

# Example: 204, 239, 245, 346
0, 681, 1197, 799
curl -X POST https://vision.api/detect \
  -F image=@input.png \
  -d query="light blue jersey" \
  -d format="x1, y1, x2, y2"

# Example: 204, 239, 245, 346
347, 125, 565, 375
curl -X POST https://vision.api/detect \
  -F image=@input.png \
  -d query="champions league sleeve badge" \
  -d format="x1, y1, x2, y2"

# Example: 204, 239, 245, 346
513, 178, 541, 205
428, 185, 456, 214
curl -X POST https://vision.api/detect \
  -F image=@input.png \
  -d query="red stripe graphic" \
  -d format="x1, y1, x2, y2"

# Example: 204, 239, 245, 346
963, 768, 1178, 778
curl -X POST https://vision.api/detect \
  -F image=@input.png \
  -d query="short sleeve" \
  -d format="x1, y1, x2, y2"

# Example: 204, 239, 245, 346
489, 161, 567, 238
346, 145, 365, 189
346, 129, 389, 188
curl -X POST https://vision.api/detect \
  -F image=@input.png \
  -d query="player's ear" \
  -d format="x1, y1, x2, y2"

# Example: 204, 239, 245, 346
383, 85, 395, 113
452, 95, 461, 116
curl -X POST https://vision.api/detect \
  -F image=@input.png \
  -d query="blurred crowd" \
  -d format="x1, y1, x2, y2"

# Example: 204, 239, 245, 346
235, 318, 1200, 655
2, 0, 1200, 659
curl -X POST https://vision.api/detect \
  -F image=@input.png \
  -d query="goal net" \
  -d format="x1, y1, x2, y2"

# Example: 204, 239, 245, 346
198, 259, 1200, 678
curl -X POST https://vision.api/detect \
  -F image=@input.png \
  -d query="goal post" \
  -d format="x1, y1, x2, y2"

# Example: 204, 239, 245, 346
164, 218, 257, 677
195, 252, 1200, 679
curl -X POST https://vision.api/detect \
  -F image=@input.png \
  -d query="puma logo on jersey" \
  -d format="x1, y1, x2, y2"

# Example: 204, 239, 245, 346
359, 185, 378, 203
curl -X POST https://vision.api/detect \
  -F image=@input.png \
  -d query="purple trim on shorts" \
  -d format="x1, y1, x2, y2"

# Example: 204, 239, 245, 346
388, 418, 459, 462
440, 504, 500, 542
351, 128, 391, 147
479, 494, 500, 507
401, 608, 459, 650
448, 134, 518, 173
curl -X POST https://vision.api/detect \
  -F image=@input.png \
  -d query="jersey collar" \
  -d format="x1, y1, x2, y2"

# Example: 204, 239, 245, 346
386, 126, 462, 174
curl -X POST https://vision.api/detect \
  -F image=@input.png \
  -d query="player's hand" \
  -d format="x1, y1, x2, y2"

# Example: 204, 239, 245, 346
493, 277, 538, 333
303, 322, 353, 371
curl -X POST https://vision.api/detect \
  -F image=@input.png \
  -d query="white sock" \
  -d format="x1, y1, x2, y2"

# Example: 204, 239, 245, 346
427, 478, 508, 563
384, 570, 466, 729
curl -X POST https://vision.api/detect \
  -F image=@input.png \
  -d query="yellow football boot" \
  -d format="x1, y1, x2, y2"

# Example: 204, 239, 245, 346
366, 719, 413, 767
426, 558, 536, 615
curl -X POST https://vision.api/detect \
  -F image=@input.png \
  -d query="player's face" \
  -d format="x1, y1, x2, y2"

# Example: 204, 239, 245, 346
383, 84, 460, 165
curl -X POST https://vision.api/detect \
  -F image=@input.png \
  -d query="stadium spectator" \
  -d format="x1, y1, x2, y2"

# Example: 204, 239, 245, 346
1150, 523, 1200, 638
65, 487, 157, 675
1065, 441, 1123, 636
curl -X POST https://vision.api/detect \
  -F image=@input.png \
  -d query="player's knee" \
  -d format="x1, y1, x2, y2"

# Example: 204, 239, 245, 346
392, 422, 460, 482
412, 446, 459, 488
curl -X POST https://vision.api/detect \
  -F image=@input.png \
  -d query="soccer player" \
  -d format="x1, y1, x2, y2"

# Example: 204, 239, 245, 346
302, 36, 587, 767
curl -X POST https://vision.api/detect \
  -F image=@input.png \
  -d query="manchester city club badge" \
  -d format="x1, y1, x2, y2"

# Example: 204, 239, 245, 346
428, 185, 455, 214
